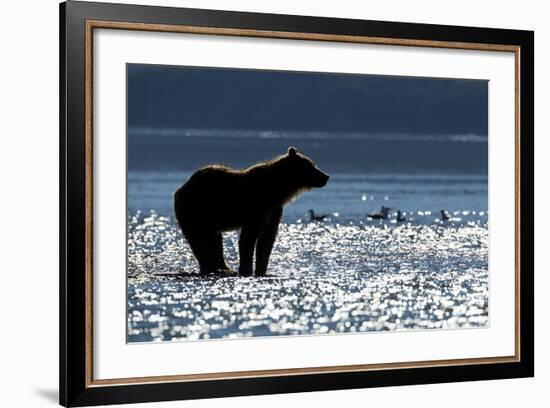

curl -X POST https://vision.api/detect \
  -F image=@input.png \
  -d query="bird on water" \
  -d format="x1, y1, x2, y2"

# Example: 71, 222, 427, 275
309, 209, 329, 222
396, 210, 406, 222
367, 206, 391, 220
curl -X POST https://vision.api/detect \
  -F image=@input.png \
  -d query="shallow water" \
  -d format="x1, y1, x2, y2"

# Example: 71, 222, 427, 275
127, 212, 488, 342
128, 172, 488, 225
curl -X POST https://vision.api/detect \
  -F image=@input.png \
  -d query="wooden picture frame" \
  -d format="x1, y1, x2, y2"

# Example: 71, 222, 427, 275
60, 1, 534, 406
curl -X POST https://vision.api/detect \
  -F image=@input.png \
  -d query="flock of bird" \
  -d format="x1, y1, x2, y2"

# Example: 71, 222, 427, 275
308, 207, 451, 223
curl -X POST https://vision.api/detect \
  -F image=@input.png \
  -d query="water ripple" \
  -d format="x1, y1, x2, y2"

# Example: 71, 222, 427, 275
128, 211, 488, 342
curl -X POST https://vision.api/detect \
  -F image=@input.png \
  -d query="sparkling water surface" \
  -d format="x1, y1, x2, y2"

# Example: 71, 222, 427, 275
128, 210, 488, 342
127, 135, 489, 342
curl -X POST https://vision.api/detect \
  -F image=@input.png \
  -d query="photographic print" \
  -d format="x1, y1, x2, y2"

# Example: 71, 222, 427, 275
126, 64, 489, 343
60, 4, 534, 404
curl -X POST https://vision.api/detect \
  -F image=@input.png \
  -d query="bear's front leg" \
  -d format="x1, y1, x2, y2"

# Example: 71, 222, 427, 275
238, 226, 258, 276
255, 207, 283, 276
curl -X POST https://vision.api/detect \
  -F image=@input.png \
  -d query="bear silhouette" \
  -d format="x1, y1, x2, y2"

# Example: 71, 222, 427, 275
174, 147, 329, 276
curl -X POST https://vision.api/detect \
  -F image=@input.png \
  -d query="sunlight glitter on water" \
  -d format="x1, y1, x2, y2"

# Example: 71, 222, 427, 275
127, 212, 488, 342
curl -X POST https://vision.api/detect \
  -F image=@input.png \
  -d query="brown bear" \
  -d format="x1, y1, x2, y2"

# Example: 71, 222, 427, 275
174, 147, 329, 276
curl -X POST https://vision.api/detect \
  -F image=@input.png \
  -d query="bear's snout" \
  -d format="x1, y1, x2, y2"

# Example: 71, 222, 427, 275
316, 171, 330, 187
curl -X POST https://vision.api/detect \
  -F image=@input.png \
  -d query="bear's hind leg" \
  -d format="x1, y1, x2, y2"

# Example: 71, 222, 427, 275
212, 233, 231, 273
182, 229, 218, 275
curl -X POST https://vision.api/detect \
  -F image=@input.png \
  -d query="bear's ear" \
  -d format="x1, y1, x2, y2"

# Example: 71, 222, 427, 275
288, 147, 297, 157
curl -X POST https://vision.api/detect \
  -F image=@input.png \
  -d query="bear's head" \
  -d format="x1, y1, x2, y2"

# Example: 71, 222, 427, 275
284, 147, 329, 189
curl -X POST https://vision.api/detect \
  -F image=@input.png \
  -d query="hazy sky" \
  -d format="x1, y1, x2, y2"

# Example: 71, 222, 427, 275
127, 64, 488, 136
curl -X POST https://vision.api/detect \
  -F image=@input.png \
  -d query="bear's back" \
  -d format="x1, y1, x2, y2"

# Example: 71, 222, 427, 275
175, 165, 243, 203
